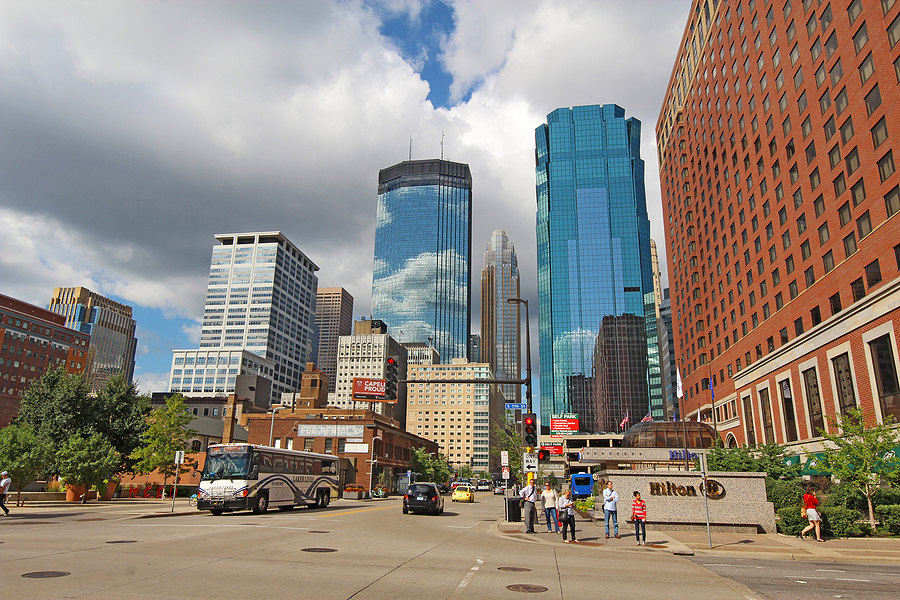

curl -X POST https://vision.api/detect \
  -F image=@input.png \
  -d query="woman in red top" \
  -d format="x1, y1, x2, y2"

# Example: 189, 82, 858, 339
801, 486, 824, 541
632, 491, 647, 546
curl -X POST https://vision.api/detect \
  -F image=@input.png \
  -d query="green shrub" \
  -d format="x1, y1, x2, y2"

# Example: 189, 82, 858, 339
821, 506, 867, 538
873, 487, 900, 507
766, 477, 804, 511
874, 505, 900, 535
821, 482, 866, 513
776, 506, 807, 536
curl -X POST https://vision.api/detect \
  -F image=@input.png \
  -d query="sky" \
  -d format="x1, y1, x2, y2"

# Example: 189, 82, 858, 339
0, 0, 692, 397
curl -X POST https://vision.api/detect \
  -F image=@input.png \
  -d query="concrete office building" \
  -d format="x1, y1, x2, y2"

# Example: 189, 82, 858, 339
315, 287, 354, 393
658, 0, 900, 449
406, 359, 501, 472
48, 286, 137, 393
331, 319, 407, 426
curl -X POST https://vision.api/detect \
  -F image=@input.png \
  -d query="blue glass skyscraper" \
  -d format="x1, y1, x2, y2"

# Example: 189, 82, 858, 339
535, 104, 654, 433
372, 159, 472, 362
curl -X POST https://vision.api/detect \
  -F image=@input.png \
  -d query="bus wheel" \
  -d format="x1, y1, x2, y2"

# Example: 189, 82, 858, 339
210, 509, 224, 516
253, 493, 269, 514
315, 490, 327, 508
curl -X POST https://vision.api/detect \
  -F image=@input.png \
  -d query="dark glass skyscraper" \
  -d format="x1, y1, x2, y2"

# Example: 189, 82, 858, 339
372, 159, 472, 362
535, 104, 654, 433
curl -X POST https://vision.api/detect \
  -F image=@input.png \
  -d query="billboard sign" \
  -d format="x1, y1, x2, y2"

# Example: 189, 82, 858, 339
550, 413, 579, 434
540, 444, 564, 456
352, 378, 392, 402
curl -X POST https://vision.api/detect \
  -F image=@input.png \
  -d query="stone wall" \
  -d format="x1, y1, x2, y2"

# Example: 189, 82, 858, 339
588, 469, 775, 533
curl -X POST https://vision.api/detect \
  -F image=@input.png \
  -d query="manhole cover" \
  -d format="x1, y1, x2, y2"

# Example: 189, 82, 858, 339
309, 531, 330, 534
507, 584, 548, 593
22, 571, 71, 579
107, 540, 138, 544
498, 567, 532, 572
74, 518, 105, 522
301, 548, 337, 553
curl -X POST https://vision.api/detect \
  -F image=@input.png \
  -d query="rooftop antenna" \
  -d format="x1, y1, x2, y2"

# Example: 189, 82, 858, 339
441, 131, 444, 160
409, 136, 412, 161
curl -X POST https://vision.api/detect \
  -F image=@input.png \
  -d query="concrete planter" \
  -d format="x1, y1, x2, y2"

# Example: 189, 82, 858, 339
343, 491, 368, 500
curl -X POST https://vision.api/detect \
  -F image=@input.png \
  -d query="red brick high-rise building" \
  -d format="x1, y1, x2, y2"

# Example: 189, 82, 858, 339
0, 293, 91, 426
657, 0, 900, 451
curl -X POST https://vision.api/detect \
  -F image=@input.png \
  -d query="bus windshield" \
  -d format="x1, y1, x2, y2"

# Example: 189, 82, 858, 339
202, 446, 252, 480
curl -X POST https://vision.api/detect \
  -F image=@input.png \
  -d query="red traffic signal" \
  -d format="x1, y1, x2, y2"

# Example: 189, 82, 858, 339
537, 449, 550, 461
523, 415, 535, 427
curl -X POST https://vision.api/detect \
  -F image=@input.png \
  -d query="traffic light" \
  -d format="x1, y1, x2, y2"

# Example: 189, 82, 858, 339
537, 449, 550, 462
385, 356, 399, 401
522, 413, 537, 448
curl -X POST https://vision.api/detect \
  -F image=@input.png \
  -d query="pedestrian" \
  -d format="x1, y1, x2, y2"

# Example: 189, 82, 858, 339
0, 470, 11, 516
540, 482, 560, 533
602, 480, 620, 539
800, 485, 824, 542
632, 491, 647, 546
519, 480, 538, 534
558, 489, 578, 543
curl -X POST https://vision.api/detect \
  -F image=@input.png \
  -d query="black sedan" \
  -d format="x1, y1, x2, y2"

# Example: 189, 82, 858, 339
403, 483, 444, 515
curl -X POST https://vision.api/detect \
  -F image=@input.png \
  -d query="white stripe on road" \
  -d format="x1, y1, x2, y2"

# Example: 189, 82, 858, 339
835, 578, 870, 582
450, 557, 483, 598
816, 569, 845, 572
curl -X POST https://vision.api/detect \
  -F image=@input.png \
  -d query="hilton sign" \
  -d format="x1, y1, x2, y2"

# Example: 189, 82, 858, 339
649, 479, 726, 500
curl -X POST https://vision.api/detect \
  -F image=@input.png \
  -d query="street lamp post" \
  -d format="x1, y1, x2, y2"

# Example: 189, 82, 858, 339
506, 298, 533, 413
268, 406, 289, 447
366, 424, 382, 493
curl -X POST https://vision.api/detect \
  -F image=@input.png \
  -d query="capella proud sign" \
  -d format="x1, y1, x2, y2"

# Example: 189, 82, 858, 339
352, 378, 391, 402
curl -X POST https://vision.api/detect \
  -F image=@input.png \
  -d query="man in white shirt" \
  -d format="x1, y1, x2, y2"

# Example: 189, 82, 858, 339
0, 470, 11, 516
519, 480, 538, 533
602, 480, 620, 539
540, 482, 560, 533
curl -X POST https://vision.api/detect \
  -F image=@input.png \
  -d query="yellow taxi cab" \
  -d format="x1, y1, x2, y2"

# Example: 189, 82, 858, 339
451, 484, 475, 503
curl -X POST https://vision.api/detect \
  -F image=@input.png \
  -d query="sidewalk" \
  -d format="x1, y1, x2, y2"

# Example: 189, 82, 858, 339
495, 514, 900, 564
0, 497, 205, 522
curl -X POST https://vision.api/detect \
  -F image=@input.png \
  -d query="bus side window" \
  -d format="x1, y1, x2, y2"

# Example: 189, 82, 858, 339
249, 453, 261, 480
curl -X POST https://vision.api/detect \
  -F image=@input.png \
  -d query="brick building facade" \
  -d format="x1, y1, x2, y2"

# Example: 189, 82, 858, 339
657, 0, 900, 451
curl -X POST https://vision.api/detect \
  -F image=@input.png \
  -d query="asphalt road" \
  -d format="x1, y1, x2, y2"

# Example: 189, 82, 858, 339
1, 493, 884, 600
690, 556, 900, 600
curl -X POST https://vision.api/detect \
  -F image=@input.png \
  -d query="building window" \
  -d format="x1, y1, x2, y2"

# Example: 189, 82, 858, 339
885, 186, 900, 217
304, 438, 314, 451
828, 145, 842, 169
794, 317, 804, 337
780, 328, 789, 345
760, 388, 776, 444
839, 201, 852, 226
865, 259, 882, 288
872, 117, 889, 149
804, 266, 816, 287
865, 85, 882, 117
823, 250, 835, 273
802, 367, 825, 436
869, 334, 900, 421
857, 211, 872, 239
743, 396, 756, 446
829, 292, 842, 315
851, 277, 866, 302
834, 172, 846, 196
878, 151, 895, 182
324, 438, 333, 453
844, 232, 857, 257
811, 305, 822, 326
779, 380, 798, 443
846, 148, 861, 175
853, 22, 869, 54
832, 353, 858, 415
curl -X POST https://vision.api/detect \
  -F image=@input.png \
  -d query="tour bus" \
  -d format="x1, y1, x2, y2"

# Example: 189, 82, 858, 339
197, 443, 339, 515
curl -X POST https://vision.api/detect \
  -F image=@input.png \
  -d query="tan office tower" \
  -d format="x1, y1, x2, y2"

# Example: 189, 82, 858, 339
315, 287, 354, 393
406, 359, 500, 472
48, 286, 137, 393
480, 230, 521, 404
658, 0, 900, 450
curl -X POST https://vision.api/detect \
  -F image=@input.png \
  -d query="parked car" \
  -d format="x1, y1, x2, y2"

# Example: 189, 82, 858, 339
403, 483, 444, 515
451, 485, 475, 503
493, 484, 505, 495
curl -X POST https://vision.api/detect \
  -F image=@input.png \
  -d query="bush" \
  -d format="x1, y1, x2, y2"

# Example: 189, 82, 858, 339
766, 477, 804, 511
776, 506, 807, 536
821, 482, 866, 513
874, 505, 900, 535
821, 506, 867, 538
873, 487, 900, 507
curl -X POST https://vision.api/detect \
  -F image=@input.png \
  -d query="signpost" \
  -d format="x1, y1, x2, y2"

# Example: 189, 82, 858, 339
500, 451, 509, 467
171, 451, 185, 512
522, 452, 538, 473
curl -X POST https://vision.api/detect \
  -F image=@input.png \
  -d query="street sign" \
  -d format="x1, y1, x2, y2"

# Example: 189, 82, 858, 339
505, 403, 527, 410
500, 451, 509, 467
502, 466, 510, 480
522, 452, 538, 472
174, 451, 185, 464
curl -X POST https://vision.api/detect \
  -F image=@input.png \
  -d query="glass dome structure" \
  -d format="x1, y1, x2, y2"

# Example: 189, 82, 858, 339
621, 421, 718, 449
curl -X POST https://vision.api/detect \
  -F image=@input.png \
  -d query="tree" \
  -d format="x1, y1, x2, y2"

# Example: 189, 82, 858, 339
706, 442, 801, 479
15, 367, 150, 475
129, 395, 196, 490
409, 447, 451, 483
0, 424, 53, 506
457, 464, 475, 479
56, 433, 120, 504
814, 407, 900, 531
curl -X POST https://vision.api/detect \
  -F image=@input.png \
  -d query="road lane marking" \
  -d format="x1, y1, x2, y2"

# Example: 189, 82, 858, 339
835, 578, 870, 582
816, 569, 845, 572
785, 576, 826, 579
446, 525, 473, 528
317, 506, 395, 517
702, 564, 733, 567
450, 557, 483, 599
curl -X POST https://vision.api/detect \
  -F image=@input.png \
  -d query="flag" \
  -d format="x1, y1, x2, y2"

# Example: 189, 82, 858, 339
676, 368, 684, 399
641, 413, 652, 422
710, 378, 715, 402
619, 411, 629, 429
